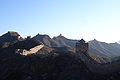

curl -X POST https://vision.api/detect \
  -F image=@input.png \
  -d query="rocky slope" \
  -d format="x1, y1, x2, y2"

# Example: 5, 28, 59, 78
88, 39, 120, 63
0, 31, 23, 44
1, 32, 120, 80
0, 39, 120, 80
33, 34, 120, 64
32, 34, 77, 48
0, 39, 93, 80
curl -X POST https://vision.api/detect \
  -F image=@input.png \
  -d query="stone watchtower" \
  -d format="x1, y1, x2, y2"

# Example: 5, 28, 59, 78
76, 39, 89, 67
76, 39, 88, 54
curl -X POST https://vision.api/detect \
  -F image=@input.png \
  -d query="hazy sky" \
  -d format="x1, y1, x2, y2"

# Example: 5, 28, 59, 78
0, 0, 120, 42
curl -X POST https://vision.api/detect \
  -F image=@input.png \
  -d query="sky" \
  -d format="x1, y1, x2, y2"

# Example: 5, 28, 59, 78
0, 0, 120, 43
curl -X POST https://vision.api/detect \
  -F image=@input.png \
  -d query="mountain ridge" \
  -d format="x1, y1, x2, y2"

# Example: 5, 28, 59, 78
32, 33, 78, 48
0, 31, 120, 80
0, 31, 23, 43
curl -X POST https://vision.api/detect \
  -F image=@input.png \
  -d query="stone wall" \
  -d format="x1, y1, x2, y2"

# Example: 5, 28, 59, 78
76, 39, 120, 74
16, 44, 44, 55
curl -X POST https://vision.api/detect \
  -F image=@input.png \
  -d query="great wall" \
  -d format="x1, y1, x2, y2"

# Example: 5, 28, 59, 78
16, 44, 44, 55
15, 38, 120, 74
76, 39, 120, 74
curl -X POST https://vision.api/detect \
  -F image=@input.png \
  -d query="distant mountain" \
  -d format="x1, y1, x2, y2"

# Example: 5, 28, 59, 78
52, 34, 77, 48
32, 34, 55, 47
117, 40, 120, 44
88, 39, 120, 63
0, 31, 23, 43
32, 34, 78, 48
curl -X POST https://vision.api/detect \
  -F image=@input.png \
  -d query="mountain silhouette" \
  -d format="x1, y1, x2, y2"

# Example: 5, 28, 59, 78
0, 31, 120, 80
0, 31, 23, 43
33, 34, 78, 48
88, 39, 120, 63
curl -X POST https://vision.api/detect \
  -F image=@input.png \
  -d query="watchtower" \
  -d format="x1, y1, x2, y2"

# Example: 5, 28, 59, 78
76, 39, 88, 54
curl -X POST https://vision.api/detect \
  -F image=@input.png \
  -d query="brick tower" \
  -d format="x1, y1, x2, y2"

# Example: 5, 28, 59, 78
76, 39, 88, 54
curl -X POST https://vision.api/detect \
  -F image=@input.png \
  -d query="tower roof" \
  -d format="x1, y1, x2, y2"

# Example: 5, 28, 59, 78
78, 39, 85, 43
